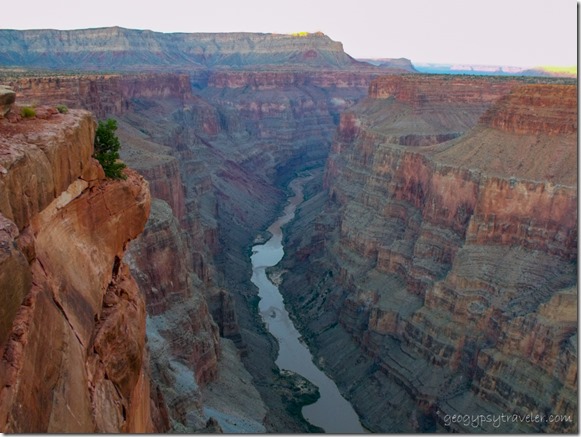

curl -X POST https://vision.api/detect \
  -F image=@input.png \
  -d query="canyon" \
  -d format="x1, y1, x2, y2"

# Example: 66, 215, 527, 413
0, 27, 577, 433
279, 76, 577, 432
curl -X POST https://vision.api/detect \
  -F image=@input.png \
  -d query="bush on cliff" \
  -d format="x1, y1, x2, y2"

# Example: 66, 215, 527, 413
20, 106, 36, 118
94, 118, 126, 179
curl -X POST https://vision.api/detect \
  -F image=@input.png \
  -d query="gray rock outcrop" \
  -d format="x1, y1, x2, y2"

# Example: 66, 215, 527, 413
0, 86, 15, 118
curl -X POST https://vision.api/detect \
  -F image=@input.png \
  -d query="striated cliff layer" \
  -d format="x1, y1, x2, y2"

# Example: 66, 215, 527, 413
2, 28, 577, 433
7, 73, 193, 119
358, 75, 522, 147
115, 99, 269, 430
205, 70, 379, 90
0, 27, 368, 71
0, 109, 155, 432
478, 83, 577, 135
435, 85, 577, 187
280, 78, 577, 432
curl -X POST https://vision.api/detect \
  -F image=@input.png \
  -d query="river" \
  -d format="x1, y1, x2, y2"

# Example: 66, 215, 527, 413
250, 176, 365, 433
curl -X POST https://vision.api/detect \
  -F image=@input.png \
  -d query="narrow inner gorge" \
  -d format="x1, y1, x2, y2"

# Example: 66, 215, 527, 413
251, 175, 365, 433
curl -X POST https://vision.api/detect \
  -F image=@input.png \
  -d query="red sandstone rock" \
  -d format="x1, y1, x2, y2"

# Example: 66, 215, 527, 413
0, 110, 96, 230
0, 114, 153, 432
286, 75, 578, 432
480, 84, 577, 135
8, 73, 194, 119
437, 84, 577, 185
124, 198, 221, 426
368, 75, 517, 105
0, 214, 31, 346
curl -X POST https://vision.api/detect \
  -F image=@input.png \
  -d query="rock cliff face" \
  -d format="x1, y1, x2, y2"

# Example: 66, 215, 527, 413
0, 27, 367, 71
358, 75, 525, 147
195, 71, 370, 183
124, 199, 224, 431
7, 73, 193, 119
436, 84, 577, 184
479, 83, 578, 135
280, 78, 577, 432
368, 74, 516, 101
0, 110, 154, 432
205, 70, 378, 89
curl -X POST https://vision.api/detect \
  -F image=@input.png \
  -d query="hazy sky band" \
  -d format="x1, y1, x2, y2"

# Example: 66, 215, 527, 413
1, 0, 577, 67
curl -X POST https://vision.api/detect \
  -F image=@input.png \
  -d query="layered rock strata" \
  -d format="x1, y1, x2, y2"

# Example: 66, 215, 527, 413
113, 74, 348, 431
124, 199, 223, 431
357, 57, 418, 72
0, 110, 154, 432
0, 27, 368, 71
107, 68, 378, 430
7, 73, 193, 119
280, 78, 577, 432
4, 27, 577, 433
4, 63, 373, 431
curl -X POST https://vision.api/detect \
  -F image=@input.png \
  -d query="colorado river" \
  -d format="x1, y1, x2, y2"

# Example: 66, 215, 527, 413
250, 176, 365, 433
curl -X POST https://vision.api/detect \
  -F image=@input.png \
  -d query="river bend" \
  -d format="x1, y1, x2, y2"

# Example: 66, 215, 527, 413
250, 176, 365, 433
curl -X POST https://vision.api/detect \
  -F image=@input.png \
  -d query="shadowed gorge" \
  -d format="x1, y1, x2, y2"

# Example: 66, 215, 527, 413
0, 26, 577, 433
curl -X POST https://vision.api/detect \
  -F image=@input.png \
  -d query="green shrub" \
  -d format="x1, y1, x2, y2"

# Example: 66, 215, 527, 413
56, 104, 68, 114
20, 106, 36, 118
94, 118, 127, 179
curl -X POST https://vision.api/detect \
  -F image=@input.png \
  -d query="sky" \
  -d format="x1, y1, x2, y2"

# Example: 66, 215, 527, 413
1, 0, 577, 67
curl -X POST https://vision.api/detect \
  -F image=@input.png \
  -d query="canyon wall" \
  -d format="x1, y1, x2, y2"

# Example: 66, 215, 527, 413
0, 27, 369, 71
109, 70, 373, 431
1, 28, 577, 433
5, 67, 374, 430
0, 29, 405, 432
280, 77, 577, 432
7, 73, 193, 119
0, 109, 155, 432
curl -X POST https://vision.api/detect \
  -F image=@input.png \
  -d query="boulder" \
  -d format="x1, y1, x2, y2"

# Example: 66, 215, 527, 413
0, 86, 16, 118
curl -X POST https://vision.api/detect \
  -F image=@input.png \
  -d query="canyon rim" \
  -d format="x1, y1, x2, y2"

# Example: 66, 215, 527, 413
0, 9, 577, 434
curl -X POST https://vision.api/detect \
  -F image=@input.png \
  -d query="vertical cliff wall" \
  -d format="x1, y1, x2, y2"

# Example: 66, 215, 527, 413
101, 99, 270, 430
280, 78, 577, 432
0, 109, 154, 432
5, 70, 313, 431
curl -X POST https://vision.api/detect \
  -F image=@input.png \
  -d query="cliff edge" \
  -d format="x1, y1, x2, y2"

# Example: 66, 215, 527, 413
0, 107, 153, 432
